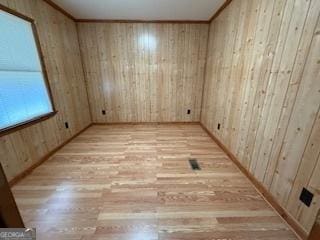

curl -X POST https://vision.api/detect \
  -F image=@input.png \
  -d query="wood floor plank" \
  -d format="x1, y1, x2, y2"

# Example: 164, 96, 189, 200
12, 124, 298, 240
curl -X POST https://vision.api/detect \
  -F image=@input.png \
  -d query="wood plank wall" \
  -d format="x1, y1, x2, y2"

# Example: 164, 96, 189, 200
0, 0, 91, 181
77, 23, 208, 123
201, 0, 320, 234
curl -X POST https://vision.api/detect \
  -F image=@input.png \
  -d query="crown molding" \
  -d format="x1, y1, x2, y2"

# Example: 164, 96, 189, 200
42, 0, 75, 20
76, 19, 209, 24
209, 0, 232, 22
43, 0, 231, 24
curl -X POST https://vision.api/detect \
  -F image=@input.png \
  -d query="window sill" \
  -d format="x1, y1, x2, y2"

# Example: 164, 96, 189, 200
0, 111, 58, 137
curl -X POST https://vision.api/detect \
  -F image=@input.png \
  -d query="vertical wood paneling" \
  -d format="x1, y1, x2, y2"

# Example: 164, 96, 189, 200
0, 0, 318, 236
0, 0, 91, 181
201, 0, 320, 233
78, 22, 208, 123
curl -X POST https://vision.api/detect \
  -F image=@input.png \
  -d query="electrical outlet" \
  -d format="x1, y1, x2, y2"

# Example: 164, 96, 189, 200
187, 109, 191, 114
189, 159, 201, 170
65, 122, 69, 129
299, 187, 313, 207
102, 110, 106, 115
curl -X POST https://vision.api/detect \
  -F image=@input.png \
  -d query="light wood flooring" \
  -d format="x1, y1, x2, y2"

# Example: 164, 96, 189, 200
12, 124, 298, 240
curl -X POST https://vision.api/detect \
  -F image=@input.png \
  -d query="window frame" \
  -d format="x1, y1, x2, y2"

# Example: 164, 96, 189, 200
0, 4, 57, 136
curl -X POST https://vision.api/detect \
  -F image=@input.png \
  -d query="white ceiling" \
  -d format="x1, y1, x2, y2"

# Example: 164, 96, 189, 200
51, 0, 226, 21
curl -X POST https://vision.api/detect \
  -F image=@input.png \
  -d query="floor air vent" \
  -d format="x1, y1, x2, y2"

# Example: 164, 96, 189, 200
189, 159, 201, 170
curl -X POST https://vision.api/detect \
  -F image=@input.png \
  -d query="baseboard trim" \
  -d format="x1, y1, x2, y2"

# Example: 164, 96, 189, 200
199, 122, 308, 240
9, 123, 93, 187
92, 122, 200, 125
308, 211, 320, 240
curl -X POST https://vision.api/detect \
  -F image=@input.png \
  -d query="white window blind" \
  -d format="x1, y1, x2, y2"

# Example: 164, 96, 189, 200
0, 9, 54, 131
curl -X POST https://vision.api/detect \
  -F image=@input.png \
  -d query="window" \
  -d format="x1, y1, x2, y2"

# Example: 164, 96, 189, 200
0, 6, 55, 134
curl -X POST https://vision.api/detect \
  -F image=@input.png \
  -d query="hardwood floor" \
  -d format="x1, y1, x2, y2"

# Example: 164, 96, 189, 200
12, 124, 298, 240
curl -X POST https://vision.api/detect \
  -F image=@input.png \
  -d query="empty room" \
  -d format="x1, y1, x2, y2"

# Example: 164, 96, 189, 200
0, 0, 319, 239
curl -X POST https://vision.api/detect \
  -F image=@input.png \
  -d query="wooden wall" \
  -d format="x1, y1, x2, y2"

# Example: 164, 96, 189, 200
0, 0, 91, 181
201, 0, 320, 234
78, 23, 208, 123
1, 0, 319, 235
